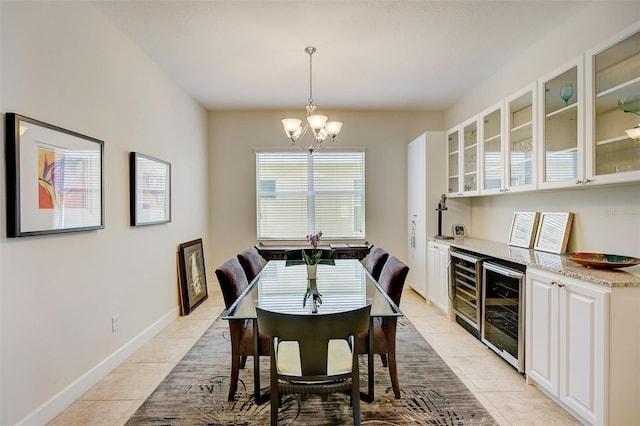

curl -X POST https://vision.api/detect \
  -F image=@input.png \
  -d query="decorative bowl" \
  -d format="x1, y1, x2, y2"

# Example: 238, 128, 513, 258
618, 95, 640, 115
565, 252, 640, 269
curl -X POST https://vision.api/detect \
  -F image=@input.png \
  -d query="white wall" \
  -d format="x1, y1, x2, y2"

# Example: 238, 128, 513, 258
445, 4, 640, 257
446, 3, 640, 127
0, 2, 209, 424
208, 110, 450, 269
470, 185, 640, 256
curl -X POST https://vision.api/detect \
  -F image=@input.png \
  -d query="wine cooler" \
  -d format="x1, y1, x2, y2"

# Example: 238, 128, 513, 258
482, 261, 526, 372
450, 250, 484, 337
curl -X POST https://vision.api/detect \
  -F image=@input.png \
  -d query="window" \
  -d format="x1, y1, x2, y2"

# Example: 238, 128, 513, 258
256, 150, 365, 240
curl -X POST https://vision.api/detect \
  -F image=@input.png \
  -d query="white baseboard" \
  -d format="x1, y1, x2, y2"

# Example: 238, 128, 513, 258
16, 306, 180, 426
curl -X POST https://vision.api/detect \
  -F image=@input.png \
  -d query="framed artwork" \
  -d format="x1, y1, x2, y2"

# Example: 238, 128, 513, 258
452, 224, 466, 238
508, 212, 540, 248
5, 113, 104, 237
533, 212, 574, 254
177, 238, 208, 315
129, 152, 171, 226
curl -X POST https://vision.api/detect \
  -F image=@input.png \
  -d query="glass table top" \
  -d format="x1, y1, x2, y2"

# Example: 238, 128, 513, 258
223, 259, 402, 319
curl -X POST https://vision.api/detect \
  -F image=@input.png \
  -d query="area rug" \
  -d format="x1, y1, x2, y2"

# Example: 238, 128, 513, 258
126, 316, 495, 425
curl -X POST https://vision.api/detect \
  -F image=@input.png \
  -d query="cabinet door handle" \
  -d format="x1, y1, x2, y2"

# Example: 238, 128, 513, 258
575, 179, 583, 184
584, 178, 592, 184
558, 282, 565, 288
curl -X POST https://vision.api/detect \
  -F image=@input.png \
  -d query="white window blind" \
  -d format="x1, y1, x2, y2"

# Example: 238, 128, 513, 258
256, 151, 365, 240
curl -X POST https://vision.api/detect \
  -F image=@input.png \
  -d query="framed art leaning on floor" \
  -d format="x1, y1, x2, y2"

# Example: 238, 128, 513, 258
177, 238, 208, 315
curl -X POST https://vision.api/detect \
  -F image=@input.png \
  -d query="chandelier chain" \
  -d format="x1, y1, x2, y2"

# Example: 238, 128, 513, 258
308, 48, 314, 105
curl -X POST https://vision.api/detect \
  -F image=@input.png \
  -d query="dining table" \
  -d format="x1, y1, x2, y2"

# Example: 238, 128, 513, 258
222, 258, 403, 403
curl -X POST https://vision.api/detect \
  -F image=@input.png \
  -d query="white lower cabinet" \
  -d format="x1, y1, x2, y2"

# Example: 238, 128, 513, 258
427, 241, 450, 315
526, 268, 640, 425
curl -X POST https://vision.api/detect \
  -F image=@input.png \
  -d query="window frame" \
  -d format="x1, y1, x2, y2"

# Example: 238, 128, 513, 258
255, 148, 366, 241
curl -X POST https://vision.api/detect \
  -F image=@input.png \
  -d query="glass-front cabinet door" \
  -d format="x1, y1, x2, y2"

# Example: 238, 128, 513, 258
446, 128, 460, 196
462, 116, 480, 196
538, 58, 583, 190
479, 102, 504, 194
586, 22, 640, 184
447, 117, 480, 197
505, 83, 537, 192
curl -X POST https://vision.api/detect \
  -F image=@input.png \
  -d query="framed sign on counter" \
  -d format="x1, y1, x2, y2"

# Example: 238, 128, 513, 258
508, 212, 539, 248
533, 212, 574, 254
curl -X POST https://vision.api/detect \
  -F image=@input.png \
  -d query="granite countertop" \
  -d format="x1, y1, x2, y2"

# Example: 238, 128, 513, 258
429, 237, 640, 288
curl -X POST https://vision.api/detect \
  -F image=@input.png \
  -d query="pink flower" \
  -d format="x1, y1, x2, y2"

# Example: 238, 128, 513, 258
306, 231, 322, 248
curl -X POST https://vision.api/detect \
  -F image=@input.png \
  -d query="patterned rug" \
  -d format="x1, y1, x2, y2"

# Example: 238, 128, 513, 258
126, 316, 495, 425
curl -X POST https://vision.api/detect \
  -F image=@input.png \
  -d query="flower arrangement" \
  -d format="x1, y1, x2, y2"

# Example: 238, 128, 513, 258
302, 231, 323, 265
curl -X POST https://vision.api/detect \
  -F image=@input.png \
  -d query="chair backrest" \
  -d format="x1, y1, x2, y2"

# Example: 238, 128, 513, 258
284, 249, 335, 261
256, 305, 371, 377
215, 258, 250, 309
377, 256, 409, 306
237, 247, 263, 283
365, 247, 389, 281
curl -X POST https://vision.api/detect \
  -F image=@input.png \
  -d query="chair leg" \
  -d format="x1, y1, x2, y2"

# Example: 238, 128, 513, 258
270, 385, 279, 425
379, 353, 388, 367
387, 351, 400, 399
228, 355, 240, 401
239, 355, 247, 369
352, 381, 361, 425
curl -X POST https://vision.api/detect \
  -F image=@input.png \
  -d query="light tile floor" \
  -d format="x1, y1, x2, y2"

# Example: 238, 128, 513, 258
50, 287, 579, 425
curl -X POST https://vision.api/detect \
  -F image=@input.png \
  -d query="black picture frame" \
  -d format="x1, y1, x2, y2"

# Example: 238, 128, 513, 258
129, 152, 171, 226
5, 113, 105, 237
452, 224, 466, 238
177, 238, 208, 315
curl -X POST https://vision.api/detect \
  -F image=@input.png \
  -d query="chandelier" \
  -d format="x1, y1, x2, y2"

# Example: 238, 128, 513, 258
281, 47, 343, 153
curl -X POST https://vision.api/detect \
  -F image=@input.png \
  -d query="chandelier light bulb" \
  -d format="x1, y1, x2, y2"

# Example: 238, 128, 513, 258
282, 118, 302, 139
307, 114, 328, 130
325, 121, 343, 137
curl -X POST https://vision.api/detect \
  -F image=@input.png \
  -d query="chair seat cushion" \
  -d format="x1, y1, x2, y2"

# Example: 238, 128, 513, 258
276, 339, 353, 377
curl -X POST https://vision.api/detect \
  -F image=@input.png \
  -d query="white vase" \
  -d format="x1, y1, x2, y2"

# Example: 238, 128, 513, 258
306, 264, 317, 280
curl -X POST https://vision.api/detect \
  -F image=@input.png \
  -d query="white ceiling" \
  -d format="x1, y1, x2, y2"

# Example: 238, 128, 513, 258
93, 0, 586, 111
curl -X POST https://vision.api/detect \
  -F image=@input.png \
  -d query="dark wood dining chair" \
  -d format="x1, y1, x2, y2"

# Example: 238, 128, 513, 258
215, 258, 270, 401
237, 247, 264, 283
358, 255, 409, 399
256, 305, 371, 426
364, 247, 389, 281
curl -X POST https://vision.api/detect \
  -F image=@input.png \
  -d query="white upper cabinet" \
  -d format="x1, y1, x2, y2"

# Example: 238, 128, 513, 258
447, 116, 480, 197
505, 83, 537, 192
585, 22, 640, 185
446, 128, 460, 197
462, 116, 480, 196
537, 57, 584, 190
448, 22, 640, 197
479, 101, 505, 194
